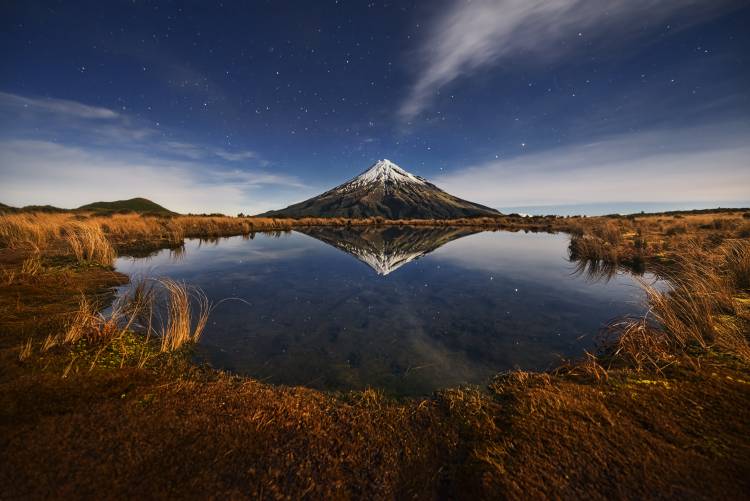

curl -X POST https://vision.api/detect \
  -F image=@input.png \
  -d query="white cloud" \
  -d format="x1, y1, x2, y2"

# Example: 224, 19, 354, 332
213, 148, 260, 162
0, 91, 119, 119
0, 140, 315, 215
401, 0, 737, 120
159, 141, 206, 160
0, 90, 160, 147
433, 122, 750, 207
157, 144, 271, 166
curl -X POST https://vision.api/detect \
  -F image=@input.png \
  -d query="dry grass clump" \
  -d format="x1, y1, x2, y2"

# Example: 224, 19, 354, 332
604, 240, 750, 370
724, 239, 750, 290
18, 337, 33, 361
60, 278, 211, 356
602, 319, 673, 371
62, 293, 144, 347
63, 221, 116, 266
176, 216, 257, 237
96, 214, 185, 245
568, 234, 620, 263
51, 285, 163, 370
41, 334, 59, 352
12, 266, 212, 369
592, 220, 623, 245
488, 370, 554, 398
156, 278, 211, 352
63, 294, 99, 344
553, 351, 610, 383
0, 213, 68, 249
20, 252, 43, 276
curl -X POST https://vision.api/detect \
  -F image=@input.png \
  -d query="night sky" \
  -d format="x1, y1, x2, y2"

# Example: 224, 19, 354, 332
1, 0, 749, 215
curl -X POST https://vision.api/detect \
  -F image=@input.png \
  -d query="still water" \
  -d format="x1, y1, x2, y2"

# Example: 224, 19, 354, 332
115, 226, 652, 396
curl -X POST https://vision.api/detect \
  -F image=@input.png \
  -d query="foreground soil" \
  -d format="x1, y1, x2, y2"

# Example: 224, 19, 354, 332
1, 212, 750, 499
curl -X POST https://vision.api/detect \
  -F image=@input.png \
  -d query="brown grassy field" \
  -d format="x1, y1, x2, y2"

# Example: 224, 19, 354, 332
1, 209, 749, 498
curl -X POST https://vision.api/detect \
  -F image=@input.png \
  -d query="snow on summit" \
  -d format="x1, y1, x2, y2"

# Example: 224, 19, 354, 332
345, 159, 426, 190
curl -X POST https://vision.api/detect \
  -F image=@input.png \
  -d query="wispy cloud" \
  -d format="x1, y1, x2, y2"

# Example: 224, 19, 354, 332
154, 142, 270, 165
0, 90, 158, 145
209, 167, 305, 189
433, 122, 750, 208
0, 91, 119, 119
213, 148, 261, 162
0, 91, 275, 167
400, 0, 737, 121
159, 141, 206, 160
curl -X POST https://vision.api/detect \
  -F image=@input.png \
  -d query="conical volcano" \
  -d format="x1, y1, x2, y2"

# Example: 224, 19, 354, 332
259, 159, 500, 219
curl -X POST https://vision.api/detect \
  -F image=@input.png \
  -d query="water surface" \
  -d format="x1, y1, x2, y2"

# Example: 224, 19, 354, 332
115, 227, 652, 395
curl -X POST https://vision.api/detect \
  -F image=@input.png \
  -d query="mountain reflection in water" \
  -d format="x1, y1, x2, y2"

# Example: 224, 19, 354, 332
297, 225, 482, 275
115, 227, 654, 396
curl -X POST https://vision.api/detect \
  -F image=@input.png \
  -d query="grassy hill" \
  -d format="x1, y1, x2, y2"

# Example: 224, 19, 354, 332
0, 203, 69, 213
78, 197, 175, 215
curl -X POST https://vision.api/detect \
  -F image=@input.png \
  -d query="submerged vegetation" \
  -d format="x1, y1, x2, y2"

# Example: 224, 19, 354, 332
1, 209, 749, 498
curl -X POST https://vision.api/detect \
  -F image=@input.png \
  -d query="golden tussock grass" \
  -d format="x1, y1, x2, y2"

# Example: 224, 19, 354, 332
0, 213, 70, 249
568, 210, 750, 267
155, 278, 211, 352
2, 209, 748, 254
603, 239, 750, 370
0, 211, 547, 254
41, 333, 59, 352
552, 351, 610, 383
18, 337, 33, 361
20, 252, 43, 276
63, 294, 97, 345
724, 238, 750, 290
568, 234, 620, 263
63, 221, 116, 266
50, 277, 212, 371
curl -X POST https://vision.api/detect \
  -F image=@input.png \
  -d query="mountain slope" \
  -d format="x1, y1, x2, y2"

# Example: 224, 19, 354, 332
259, 159, 500, 219
78, 197, 175, 215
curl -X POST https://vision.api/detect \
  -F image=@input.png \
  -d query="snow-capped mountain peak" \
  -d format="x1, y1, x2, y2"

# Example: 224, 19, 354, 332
346, 159, 426, 189
259, 157, 500, 219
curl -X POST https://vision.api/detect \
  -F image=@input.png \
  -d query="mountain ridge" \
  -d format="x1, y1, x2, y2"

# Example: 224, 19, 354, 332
259, 159, 500, 219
